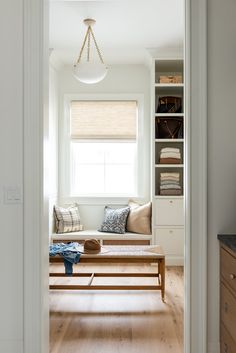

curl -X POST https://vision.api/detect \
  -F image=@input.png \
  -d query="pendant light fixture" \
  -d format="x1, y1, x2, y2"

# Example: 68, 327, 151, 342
73, 18, 108, 84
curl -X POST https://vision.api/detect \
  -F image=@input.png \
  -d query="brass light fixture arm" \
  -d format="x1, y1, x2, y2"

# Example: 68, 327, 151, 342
75, 18, 105, 65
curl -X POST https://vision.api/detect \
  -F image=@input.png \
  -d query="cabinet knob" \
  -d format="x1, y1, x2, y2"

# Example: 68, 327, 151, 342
230, 273, 236, 280
169, 230, 173, 234
224, 342, 228, 353
169, 200, 173, 204
224, 302, 228, 313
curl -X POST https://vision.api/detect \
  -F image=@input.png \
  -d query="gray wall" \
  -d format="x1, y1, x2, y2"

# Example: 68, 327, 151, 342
0, 1, 23, 352
208, 0, 236, 351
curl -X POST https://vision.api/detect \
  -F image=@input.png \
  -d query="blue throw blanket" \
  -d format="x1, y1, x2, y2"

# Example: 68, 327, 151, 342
49, 242, 81, 275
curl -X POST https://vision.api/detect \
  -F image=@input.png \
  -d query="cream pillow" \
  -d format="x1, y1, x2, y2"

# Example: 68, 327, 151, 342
126, 200, 152, 235
54, 204, 81, 233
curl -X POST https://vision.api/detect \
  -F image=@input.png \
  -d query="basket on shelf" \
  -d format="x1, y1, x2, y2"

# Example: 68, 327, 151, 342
159, 75, 182, 84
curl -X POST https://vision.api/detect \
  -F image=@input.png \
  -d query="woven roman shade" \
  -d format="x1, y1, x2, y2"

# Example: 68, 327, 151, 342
70, 100, 137, 139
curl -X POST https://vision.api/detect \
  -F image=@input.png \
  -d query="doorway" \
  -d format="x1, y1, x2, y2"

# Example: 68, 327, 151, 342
49, 1, 184, 351
22, 0, 206, 352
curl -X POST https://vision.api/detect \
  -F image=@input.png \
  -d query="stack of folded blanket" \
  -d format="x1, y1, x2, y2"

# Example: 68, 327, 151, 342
159, 147, 181, 164
160, 172, 182, 195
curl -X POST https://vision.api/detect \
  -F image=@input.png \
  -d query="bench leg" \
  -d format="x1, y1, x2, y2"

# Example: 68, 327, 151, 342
159, 259, 165, 302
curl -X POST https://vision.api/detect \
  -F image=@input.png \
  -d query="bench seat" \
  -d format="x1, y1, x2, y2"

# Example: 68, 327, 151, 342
51, 230, 152, 245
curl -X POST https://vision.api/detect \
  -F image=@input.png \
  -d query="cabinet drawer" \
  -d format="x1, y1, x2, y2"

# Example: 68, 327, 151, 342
221, 282, 236, 340
154, 199, 184, 226
155, 228, 184, 256
221, 247, 236, 293
221, 323, 236, 353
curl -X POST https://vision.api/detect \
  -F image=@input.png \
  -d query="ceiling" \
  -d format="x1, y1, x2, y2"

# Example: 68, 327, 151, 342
49, 0, 184, 67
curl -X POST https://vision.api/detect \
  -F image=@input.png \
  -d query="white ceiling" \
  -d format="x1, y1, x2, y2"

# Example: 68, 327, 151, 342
49, 0, 184, 67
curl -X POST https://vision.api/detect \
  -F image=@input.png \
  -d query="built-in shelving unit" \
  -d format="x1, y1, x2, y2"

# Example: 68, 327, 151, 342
151, 58, 185, 265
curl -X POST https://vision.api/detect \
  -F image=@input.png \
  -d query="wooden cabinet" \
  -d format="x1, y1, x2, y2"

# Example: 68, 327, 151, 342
220, 243, 236, 353
221, 323, 236, 353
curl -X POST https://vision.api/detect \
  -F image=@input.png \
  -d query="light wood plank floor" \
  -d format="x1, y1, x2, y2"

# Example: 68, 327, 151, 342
50, 264, 184, 353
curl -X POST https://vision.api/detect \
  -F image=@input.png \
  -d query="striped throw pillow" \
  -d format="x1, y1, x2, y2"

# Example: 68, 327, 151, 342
54, 204, 81, 233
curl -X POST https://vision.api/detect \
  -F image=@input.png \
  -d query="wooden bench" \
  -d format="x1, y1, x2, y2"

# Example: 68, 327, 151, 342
49, 245, 165, 301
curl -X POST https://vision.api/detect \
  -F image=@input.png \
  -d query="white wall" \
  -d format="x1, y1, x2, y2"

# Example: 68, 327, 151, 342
0, 1, 23, 352
207, 0, 236, 352
48, 65, 59, 234
56, 64, 150, 229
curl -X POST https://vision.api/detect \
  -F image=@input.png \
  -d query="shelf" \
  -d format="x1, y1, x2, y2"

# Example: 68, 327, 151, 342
155, 113, 184, 117
155, 83, 184, 88
155, 164, 184, 168
154, 195, 184, 199
155, 139, 184, 142
152, 59, 185, 258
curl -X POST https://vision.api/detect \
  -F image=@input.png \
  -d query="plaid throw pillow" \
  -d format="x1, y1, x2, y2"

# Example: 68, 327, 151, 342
54, 204, 81, 233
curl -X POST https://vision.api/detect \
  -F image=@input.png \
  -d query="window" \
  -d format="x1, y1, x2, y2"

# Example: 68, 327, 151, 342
68, 100, 138, 197
61, 95, 144, 199
71, 141, 136, 195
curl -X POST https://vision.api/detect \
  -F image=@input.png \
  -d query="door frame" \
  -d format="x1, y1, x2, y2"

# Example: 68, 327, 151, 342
23, 0, 208, 352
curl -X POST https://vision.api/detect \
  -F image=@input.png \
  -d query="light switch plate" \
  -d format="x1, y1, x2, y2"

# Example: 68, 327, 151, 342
4, 186, 22, 204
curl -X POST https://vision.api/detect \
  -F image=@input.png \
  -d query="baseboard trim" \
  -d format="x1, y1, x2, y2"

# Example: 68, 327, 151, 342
165, 256, 184, 266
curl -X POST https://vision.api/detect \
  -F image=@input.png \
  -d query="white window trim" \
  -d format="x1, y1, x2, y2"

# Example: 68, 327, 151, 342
59, 93, 145, 204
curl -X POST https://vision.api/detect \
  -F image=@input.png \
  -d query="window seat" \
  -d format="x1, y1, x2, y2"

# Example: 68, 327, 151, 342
51, 230, 152, 245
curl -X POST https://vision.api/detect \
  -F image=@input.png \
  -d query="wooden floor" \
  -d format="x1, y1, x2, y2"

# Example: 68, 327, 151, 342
50, 264, 184, 353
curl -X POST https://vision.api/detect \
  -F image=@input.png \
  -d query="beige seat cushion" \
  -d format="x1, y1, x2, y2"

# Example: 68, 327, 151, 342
126, 200, 152, 235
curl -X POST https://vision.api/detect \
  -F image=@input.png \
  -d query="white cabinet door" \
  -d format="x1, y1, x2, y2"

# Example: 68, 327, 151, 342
154, 198, 184, 226
155, 228, 184, 256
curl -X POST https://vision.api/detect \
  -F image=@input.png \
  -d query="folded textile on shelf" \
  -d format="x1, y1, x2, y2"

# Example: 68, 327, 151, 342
160, 179, 180, 184
160, 180, 180, 185
160, 172, 180, 181
159, 172, 182, 195
159, 147, 181, 165
160, 180, 180, 186
160, 152, 181, 158
159, 158, 181, 164
160, 189, 182, 195
160, 147, 180, 153
160, 150, 181, 157
160, 184, 181, 190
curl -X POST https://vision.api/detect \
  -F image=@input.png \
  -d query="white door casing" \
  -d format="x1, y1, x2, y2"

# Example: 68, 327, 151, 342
23, 1, 208, 353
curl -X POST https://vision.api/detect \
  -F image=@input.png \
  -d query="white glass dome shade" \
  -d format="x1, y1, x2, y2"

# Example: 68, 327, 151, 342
73, 62, 108, 84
